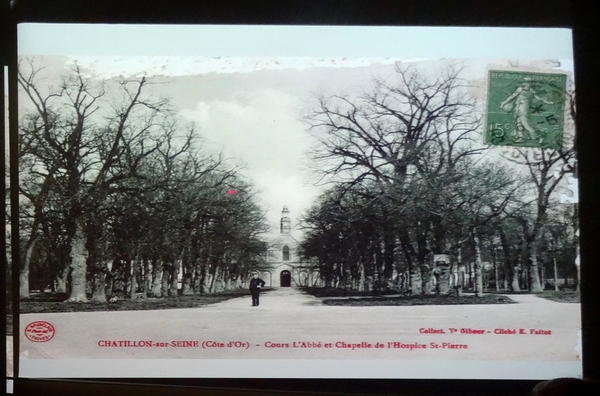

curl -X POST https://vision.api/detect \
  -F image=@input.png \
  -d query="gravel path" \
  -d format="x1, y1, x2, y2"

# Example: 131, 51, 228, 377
20, 288, 581, 362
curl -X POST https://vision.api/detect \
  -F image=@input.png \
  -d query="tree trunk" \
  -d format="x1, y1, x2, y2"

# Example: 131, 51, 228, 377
20, 238, 37, 298
123, 258, 132, 296
223, 266, 231, 290
87, 230, 107, 303
483, 270, 488, 292
161, 263, 171, 297
358, 262, 365, 292
399, 230, 422, 295
151, 258, 163, 297
511, 262, 521, 292
201, 261, 210, 294
383, 231, 395, 289
409, 264, 422, 295
110, 258, 125, 294
131, 247, 141, 300
56, 265, 70, 293
129, 263, 136, 300
423, 264, 435, 295
169, 261, 179, 297
541, 262, 545, 291
494, 255, 500, 292
181, 245, 194, 295
553, 258, 559, 291
20, 269, 30, 298
91, 264, 107, 303
498, 225, 519, 292
67, 223, 89, 302
209, 264, 218, 293
234, 273, 242, 289
182, 255, 194, 295
182, 273, 194, 295
529, 244, 543, 293
194, 259, 203, 294
374, 243, 383, 291
105, 273, 113, 297
215, 264, 225, 293
473, 233, 484, 297
437, 264, 451, 296
144, 257, 152, 297
457, 248, 463, 289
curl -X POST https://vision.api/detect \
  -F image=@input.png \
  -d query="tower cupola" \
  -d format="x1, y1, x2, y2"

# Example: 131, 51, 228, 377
280, 206, 291, 234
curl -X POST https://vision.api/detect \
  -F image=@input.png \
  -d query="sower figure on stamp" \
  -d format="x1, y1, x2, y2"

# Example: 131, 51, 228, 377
500, 77, 553, 144
249, 272, 266, 307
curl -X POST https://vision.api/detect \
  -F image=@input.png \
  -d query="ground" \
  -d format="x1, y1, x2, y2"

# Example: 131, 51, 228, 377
19, 287, 581, 363
319, 294, 514, 306
19, 288, 261, 314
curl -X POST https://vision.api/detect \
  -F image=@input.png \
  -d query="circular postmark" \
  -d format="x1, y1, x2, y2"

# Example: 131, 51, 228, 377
24, 321, 55, 343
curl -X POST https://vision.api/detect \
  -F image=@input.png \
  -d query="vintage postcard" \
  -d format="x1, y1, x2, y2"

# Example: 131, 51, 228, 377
14, 25, 579, 379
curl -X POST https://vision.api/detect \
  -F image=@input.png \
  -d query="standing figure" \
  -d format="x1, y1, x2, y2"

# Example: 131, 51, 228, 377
500, 78, 553, 143
249, 272, 266, 307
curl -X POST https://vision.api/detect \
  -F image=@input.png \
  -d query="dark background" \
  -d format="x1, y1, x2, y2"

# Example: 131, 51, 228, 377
2, 0, 599, 395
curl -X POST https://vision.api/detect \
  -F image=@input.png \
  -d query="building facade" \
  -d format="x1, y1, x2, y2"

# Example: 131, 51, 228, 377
257, 206, 316, 288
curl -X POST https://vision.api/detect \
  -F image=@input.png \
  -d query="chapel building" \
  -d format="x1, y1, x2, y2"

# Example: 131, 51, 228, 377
258, 206, 312, 287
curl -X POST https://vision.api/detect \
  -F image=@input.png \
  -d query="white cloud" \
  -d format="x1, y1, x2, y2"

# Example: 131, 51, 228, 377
65, 56, 415, 79
180, 85, 319, 237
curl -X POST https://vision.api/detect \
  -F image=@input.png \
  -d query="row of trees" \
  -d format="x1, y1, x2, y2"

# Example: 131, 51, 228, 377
18, 61, 268, 302
299, 64, 577, 295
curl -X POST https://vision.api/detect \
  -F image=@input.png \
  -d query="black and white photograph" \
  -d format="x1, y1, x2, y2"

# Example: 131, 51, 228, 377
13, 25, 581, 379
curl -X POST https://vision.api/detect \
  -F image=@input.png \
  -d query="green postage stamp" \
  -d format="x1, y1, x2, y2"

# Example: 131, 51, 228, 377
485, 70, 567, 149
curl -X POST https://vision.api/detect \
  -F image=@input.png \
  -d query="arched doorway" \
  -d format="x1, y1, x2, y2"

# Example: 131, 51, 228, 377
280, 270, 291, 287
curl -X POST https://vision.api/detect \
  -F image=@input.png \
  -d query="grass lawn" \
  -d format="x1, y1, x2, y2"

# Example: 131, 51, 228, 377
320, 294, 515, 306
537, 290, 580, 303
19, 288, 271, 315
301, 287, 404, 298
301, 287, 515, 306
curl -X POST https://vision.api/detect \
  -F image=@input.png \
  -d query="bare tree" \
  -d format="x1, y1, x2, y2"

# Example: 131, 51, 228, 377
19, 61, 272, 305
500, 146, 575, 293
19, 60, 168, 302
306, 64, 483, 294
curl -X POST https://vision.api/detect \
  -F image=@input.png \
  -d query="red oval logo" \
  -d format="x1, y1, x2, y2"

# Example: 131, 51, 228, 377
24, 321, 55, 343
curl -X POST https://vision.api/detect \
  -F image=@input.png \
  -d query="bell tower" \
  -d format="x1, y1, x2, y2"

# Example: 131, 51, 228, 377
280, 206, 291, 234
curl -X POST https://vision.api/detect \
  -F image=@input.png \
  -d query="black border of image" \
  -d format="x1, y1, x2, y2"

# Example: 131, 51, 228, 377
3, 1, 599, 395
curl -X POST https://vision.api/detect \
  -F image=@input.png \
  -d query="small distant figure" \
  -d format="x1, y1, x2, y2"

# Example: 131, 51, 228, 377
249, 272, 266, 307
530, 377, 598, 396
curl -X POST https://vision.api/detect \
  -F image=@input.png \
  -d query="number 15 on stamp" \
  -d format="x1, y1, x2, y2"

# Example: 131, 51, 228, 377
485, 70, 567, 150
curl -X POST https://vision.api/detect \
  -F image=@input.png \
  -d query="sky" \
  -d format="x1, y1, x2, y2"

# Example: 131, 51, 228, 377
16, 56, 575, 240
13, 26, 575, 242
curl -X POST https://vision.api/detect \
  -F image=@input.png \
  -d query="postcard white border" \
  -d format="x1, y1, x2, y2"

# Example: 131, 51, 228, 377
15, 24, 578, 381
18, 24, 573, 59
20, 359, 581, 379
